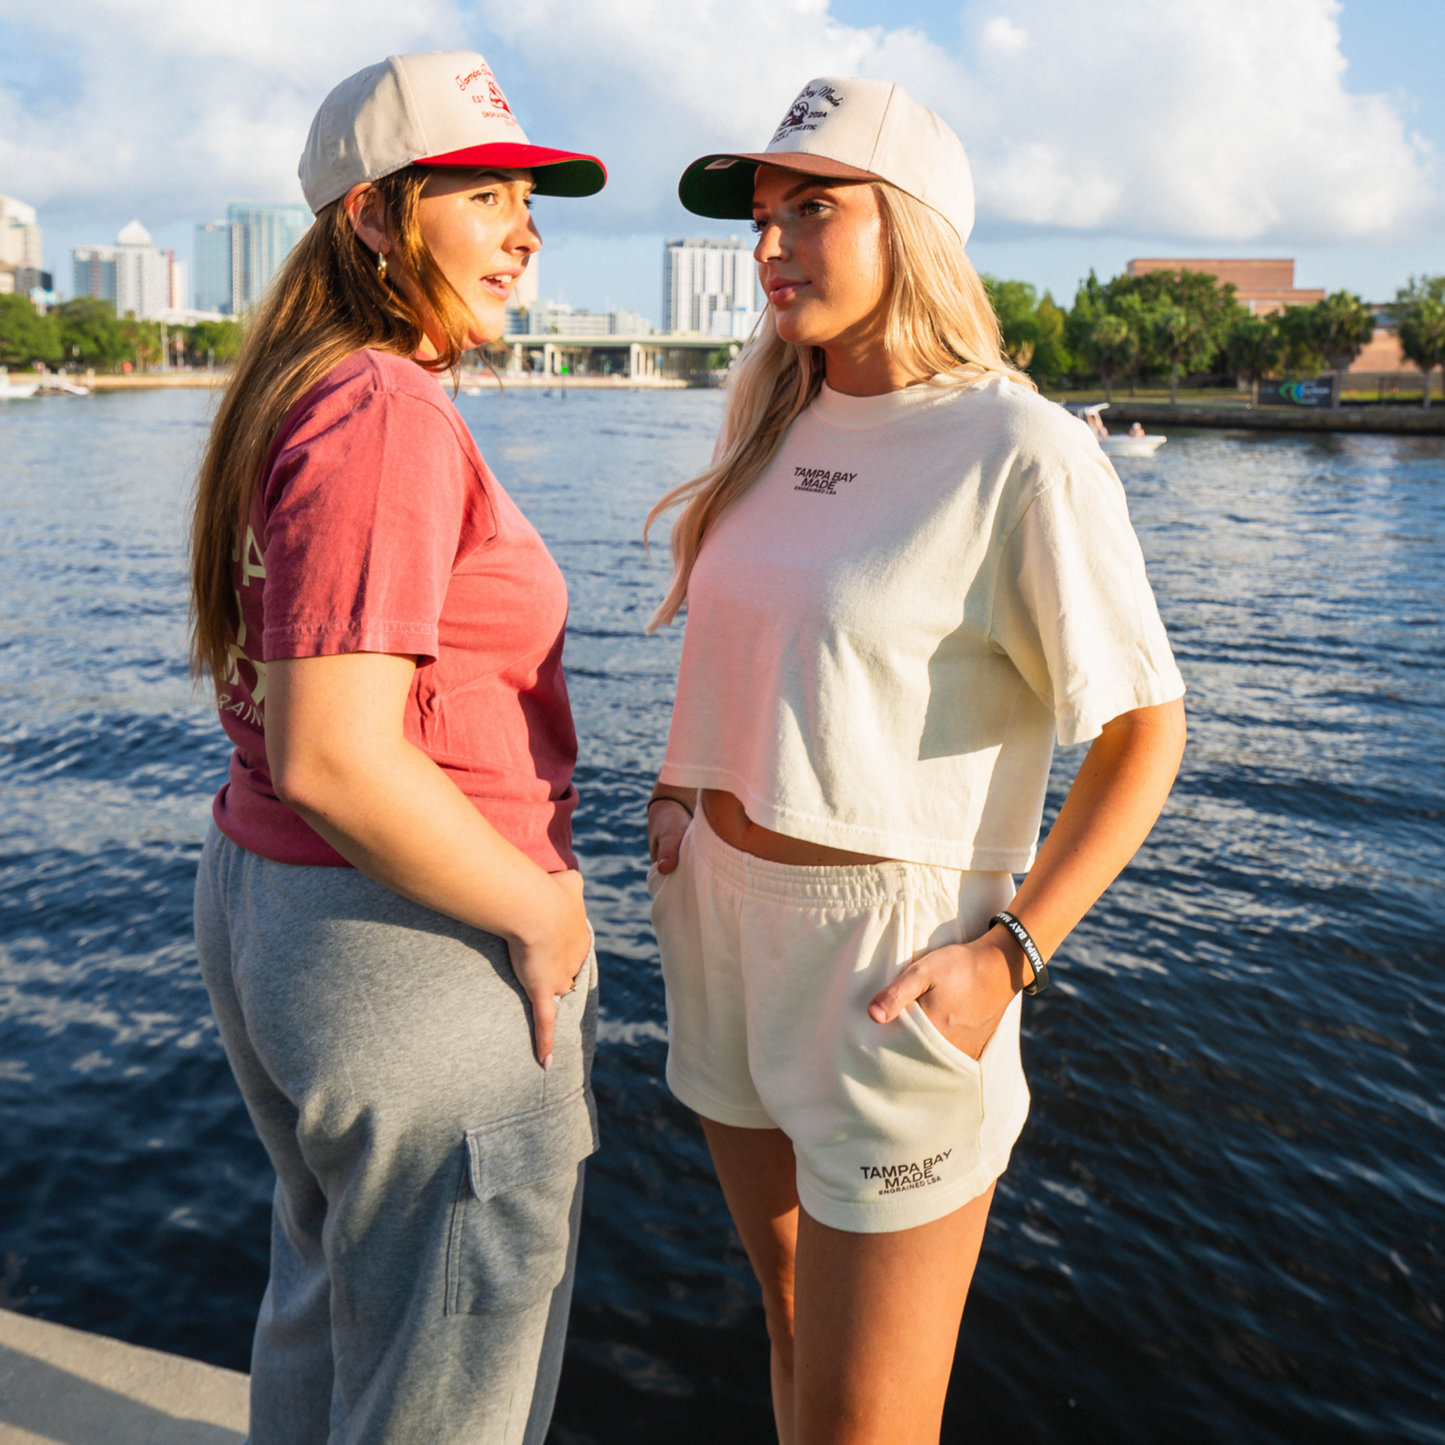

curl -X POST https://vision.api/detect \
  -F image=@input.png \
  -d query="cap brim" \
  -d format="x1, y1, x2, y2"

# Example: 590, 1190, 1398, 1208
416, 143, 606, 197
679, 151, 879, 219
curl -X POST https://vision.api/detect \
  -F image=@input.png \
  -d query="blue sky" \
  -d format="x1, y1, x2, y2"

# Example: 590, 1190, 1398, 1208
802, 0, 1444, 306
1, 0, 1440, 322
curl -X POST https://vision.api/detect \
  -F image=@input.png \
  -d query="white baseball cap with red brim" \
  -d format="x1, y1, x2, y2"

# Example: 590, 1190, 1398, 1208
679, 76, 973, 249
299, 51, 606, 213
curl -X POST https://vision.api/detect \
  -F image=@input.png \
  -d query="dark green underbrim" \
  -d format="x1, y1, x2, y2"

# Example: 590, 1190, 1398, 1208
678, 155, 759, 220
530, 158, 608, 198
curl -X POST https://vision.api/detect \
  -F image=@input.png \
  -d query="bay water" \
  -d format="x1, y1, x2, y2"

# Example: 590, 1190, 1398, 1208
0, 386, 1441, 1443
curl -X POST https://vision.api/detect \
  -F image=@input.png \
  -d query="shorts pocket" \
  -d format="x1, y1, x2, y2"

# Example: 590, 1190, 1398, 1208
444, 1088, 599, 1316
904, 1000, 984, 1078
897, 889, 982, 1079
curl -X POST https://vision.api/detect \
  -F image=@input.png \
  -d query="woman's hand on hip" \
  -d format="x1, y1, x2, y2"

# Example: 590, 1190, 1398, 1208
868, 935, 1027, 1060
507, 868, 591, 1070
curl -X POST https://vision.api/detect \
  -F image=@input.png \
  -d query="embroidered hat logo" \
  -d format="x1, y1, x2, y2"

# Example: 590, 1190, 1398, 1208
455, 61, 516, 119
770, 82, 844, 144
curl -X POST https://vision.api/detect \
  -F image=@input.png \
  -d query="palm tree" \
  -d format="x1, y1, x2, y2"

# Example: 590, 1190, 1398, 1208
1226, 314, 1283, 408
1115, 293, 1150, 395
1274, 305, 1325, 382
1151, 306, 1212, 405
1398, 298, 1445, 409
1080, 314, 1137, 403
1396, 277, 1445, 409
1311, 291, 1376, 406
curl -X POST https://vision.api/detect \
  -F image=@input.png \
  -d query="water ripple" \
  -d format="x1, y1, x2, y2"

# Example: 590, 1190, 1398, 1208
1, 391, 1442, 1442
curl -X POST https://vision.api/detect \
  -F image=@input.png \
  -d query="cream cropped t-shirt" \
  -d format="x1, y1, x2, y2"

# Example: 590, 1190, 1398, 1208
658, 374, 1185, 872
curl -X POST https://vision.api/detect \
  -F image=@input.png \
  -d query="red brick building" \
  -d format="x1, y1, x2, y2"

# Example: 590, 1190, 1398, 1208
1125, 257, 1410, 372
1125, 258, 1325, 316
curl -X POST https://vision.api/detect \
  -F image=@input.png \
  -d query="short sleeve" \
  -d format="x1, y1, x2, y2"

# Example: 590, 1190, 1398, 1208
990, 461, 1185, 746
259, 389, 493, 664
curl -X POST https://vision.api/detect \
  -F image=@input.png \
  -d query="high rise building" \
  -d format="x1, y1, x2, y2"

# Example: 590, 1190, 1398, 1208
167, 252, 188, 311
0, 195, 42, 270
71, 220, 181, 320
193, 203, 311, 315
227, 202, 311, 312
513, 256, 539, 310
502, 257, 539, 335
662, 238, 759, 336
195, 221, 233, 313
72, 245, 117, 307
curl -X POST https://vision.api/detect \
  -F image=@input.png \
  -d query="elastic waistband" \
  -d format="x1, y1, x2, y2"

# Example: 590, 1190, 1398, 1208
688, 806, 969, 907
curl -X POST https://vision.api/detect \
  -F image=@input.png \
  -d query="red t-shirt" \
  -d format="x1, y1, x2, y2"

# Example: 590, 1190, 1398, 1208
212, 349, 579, 871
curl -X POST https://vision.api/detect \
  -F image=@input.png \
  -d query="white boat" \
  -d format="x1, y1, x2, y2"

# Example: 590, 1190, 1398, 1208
1100, 433, 1167, 457
0, 376, 39, 399
1063, 401, 1166, 457
36, 378, 90, 396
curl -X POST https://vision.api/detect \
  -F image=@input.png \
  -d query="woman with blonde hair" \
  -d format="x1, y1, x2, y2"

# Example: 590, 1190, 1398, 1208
647, 78, 1186, 1442
190, 52, 605, 1444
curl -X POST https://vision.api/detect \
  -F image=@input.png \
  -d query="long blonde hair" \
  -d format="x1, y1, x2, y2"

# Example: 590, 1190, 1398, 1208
644, 181, 1033, 630
188, 167, 475, 684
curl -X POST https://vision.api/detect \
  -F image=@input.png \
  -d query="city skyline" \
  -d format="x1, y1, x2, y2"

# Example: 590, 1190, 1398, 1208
193, 202, 311, 316
0, 0, 1440, 327
71, 218, 185, 321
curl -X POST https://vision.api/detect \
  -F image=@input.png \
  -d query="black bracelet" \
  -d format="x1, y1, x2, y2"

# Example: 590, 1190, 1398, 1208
648, 796, 694, 819
990, 911, 1049, 995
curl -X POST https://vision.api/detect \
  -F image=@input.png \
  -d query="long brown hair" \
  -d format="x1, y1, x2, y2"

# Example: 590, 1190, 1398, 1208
643, 181, 1033, 630
188, 166, 474, 683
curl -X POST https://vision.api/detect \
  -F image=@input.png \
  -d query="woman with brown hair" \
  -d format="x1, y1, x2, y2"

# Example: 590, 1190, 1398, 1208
646, 78, 1187, 1442
190, 52, 605, 1445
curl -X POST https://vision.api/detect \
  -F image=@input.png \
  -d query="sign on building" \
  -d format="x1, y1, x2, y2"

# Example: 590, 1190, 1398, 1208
1259, 378, 1335, 407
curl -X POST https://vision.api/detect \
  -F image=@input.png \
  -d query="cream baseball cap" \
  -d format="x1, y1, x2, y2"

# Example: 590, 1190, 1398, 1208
678, 77, 973, 248
299, 51, 606, 213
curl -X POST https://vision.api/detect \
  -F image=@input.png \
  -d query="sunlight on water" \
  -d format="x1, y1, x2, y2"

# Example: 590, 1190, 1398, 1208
1, 389, 1442, 1442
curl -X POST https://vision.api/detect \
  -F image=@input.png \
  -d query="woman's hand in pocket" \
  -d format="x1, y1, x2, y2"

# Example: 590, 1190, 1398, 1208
509, 868, 591, 1070
648, 797, 692, 874
867, 937, 1022, 1060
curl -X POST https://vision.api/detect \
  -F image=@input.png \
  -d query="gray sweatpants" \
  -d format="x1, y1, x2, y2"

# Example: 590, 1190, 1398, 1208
194, 823, 598, 1445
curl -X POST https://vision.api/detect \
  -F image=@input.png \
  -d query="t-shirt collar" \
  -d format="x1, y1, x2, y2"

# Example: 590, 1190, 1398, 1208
813, 375, 976, 428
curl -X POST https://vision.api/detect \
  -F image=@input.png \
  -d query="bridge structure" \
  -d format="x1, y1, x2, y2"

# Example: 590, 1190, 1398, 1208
496, 332, 739, 381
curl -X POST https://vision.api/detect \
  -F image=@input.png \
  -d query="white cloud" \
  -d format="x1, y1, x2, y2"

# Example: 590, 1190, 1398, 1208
478, 0, 1435, 245
981, 16, 1029, 53
0, 0, 1434, 251
0, 0, 470, 227
946, 0, 1436, 244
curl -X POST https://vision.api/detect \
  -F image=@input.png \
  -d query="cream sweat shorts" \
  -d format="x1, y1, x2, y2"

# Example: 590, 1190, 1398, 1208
650, 809, 1032, 1234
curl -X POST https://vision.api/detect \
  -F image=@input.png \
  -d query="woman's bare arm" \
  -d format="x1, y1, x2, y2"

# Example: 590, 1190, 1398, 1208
265, 652, 591, 1067
868, 697, 1187, 1055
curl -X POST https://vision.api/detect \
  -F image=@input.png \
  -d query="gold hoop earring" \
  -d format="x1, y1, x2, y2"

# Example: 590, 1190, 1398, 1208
376, 250, 388, 281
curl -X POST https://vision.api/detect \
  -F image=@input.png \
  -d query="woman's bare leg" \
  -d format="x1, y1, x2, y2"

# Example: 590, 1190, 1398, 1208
700, 1118, 801, 1444
703, 1116, 995, 1445
792, 1183, 995, 1445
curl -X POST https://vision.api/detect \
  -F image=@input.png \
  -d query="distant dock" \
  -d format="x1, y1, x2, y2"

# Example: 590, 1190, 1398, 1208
1096, 400, 1445, 437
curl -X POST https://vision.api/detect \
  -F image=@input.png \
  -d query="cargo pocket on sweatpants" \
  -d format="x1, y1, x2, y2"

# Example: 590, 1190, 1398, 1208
445, 1088, 599, 1316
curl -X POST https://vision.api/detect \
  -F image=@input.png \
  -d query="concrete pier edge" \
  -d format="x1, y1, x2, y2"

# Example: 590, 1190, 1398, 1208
0, 1310, 247, 1444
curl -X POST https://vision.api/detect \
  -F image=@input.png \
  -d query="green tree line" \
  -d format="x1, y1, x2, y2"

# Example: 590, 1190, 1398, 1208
0, 295, 243, 372
6, 273, 1442, 406
981, 269, 1445, 407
